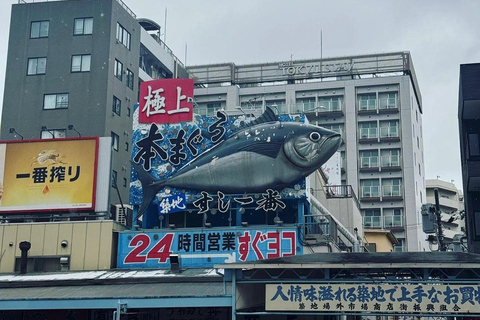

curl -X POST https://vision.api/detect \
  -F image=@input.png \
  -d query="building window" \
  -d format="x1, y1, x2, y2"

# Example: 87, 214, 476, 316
381, 149, 401, 167
127, 107, 131, 117
360, 179, 380, 198
123, 178, 127, 188
111, 170, 117, 187
360, 150, 378, 168
197, 102, 221, 117
126, 69, 134, 89
318, 96, 343, 111
378, 92, 398, 110
383, 208, 404, 228
362, 209, 381, 228
112, 96, 121, 116
358, 93, 376, 111
114, 59, 123, 81
27, 57, 46, 75
71, 54, 91, 72
111, 132, 119, 151
41, 129, 66, 139
469, 133, 480, 157
31, 21, 49, 38
44, 93, 68, 110
382, 178, 402, 197
74, 17, 93, 35
125, 142, 129, 151
394, 239, 405, 252
359, 121, 378, 139
379, 120, 399, 138
116, 23, 131, 50
298, 98, 315, 112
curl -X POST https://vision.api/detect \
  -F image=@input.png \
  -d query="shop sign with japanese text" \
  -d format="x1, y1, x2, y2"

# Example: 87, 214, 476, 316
139, 79, 194, 124
0, 138, 97, 212
266, 283, 480, 314
117, 228, 301, 268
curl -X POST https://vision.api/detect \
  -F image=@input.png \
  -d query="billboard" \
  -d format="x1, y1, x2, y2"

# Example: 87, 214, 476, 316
117, 228, 301, 268
0, 138, 98, 212
266, 283, 480, 314
130, 98, 341, 219
139, 78, 194, 124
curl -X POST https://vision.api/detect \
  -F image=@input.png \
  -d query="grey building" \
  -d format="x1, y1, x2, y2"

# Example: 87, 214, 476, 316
1, 0, 186, 218
187, 52, 427, 251
459, 63, 480, 253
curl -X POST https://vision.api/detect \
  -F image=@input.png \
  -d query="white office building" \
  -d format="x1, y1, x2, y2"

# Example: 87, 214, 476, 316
187, 52, 427, 251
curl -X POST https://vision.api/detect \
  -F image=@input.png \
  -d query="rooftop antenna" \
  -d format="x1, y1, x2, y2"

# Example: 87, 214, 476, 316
164, 7, 167, 43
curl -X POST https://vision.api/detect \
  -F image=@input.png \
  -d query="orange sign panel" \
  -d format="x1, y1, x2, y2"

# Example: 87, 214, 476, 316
0, 138, 98, 212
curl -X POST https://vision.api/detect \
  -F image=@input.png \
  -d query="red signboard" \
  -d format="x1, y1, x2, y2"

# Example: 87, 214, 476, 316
139, 79, 194, 124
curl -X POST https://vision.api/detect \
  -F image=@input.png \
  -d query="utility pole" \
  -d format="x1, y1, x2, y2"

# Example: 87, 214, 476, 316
434, 188, 446, 251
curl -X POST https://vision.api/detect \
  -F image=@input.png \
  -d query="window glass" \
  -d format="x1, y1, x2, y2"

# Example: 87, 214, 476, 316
111, 132, 119, 151
116, 23, 131, 50
31, 21, 49, 38
112, 96, 121, 116
27, 57, 46, 75
71, 54, 91, 72
41, 129, 66, 139
44, 94, 68, 109
114, 59, 123, 80
126, 69, 134, 89
74, 18, 93, 35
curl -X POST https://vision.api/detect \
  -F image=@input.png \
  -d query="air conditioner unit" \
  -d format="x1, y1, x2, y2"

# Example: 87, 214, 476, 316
113, 204, 132, 226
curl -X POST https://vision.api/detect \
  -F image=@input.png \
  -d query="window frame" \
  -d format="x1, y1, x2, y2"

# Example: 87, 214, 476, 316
111, 132, 119, 151
114, 59, 123, 81
41, 128, 66, 139
43, 93, 69, 110
112, 96, 121, 116
126, 69, 134, 89
27, 57, 47, 75
73, 17, 93, 35
30, 20, 49, 39
116, 23, 131, 50
71, 54, 91, 73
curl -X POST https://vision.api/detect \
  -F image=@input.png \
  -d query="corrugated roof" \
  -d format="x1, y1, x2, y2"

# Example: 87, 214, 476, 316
216, 252, 480, 269
0, 282, 231, 301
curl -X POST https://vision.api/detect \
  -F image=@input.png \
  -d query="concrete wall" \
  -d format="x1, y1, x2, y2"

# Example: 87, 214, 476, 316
0, 220, 125, 273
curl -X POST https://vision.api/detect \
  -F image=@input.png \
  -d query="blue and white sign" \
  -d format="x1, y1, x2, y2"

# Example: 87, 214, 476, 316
159, 193, 186, 215
117, 228, 302, 268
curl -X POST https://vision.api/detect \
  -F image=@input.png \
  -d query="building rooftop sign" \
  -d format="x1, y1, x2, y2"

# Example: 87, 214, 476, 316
187, 51, 422, 109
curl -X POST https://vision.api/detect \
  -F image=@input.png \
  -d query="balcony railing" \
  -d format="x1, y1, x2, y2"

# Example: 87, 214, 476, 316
381, 155, 400, 167
382, 185, 402, 197
379, 97, 397, 110
296, 101, 343, 114
361, 186, 380, 198
361, 156, 378, 168
363, 216, 381, 228
358, 99, 376, 111
359, 128, 378, 139
324, 185, 361, 211
384, 215, 404, 228
380, 127, 399, 138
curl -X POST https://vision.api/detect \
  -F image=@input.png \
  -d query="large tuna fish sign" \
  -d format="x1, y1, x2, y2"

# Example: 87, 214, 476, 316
133, 107, 341, 217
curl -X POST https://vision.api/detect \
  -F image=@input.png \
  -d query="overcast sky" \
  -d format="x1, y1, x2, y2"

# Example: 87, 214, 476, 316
0, 0, 478, 191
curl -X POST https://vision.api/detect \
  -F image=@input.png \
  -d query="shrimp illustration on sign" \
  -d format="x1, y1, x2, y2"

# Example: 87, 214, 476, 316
30, 149, 66, 166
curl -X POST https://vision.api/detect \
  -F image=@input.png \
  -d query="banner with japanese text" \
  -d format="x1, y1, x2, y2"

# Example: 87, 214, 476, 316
139, 79, 194, 124
117, 228, 301, 268
266, 283, 480, 314
0, 138, 97, 212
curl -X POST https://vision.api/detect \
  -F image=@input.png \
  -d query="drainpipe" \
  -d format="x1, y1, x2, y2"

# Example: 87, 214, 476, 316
309, 195, 361, 252
19, 241, 31, 274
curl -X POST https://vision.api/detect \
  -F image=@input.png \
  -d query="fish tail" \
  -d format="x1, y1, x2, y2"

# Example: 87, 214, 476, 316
131, 162, 166, 219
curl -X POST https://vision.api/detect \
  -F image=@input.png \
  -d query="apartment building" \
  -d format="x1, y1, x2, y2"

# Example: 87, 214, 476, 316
187, 52, 427, 251
0, 0, 187, 217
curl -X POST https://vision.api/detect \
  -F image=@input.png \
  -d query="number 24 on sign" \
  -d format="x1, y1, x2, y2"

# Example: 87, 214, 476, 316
124, 233, 174, 263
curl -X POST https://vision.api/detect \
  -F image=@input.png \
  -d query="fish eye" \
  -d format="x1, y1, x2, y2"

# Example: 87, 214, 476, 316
310, 132, 321, 142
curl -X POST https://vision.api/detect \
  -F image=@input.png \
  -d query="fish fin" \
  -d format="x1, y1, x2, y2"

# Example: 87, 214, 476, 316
237, 140, 283, 158
245, 106, 278, 128
132, 162, 165, 219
